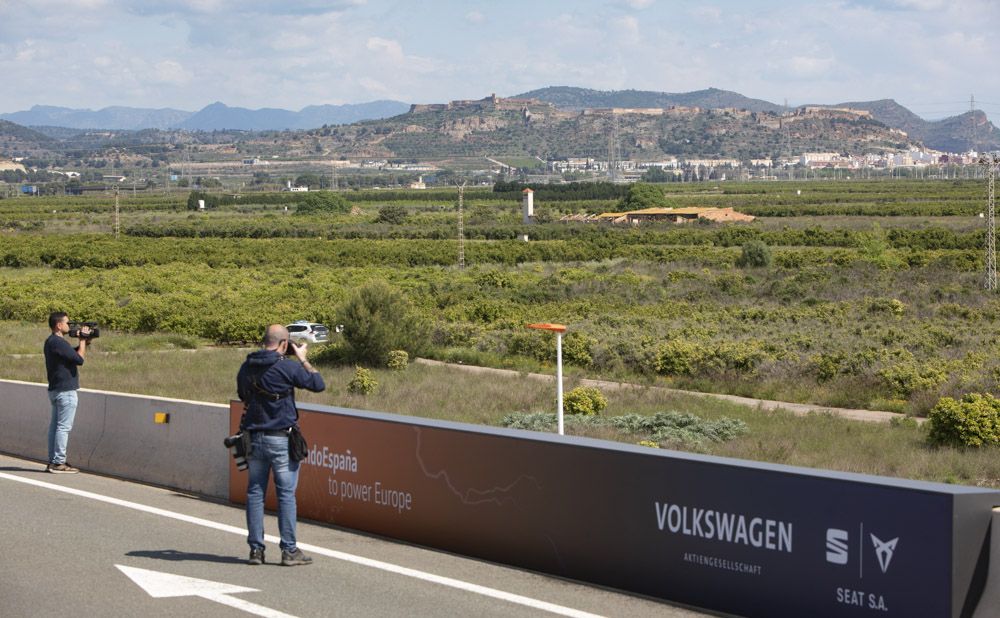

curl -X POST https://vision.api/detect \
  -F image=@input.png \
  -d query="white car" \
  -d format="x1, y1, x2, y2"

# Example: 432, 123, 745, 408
286, 321, 330, 344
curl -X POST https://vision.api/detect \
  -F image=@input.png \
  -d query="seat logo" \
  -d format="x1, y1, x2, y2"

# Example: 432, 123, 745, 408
870, 534, 899, 573
826, 528, 849, 564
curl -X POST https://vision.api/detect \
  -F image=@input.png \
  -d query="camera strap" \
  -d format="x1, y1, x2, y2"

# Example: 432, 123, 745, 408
242, 362, 293, 403
250, 376, 291, 402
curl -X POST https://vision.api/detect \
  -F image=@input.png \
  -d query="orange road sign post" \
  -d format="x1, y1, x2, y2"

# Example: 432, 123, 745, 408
526, 323, 567, 435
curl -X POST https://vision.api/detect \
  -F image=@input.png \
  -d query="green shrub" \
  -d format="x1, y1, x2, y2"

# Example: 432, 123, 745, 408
498, 410, 748, 448
653, 339, 706, 376
563, 386, 608, 416
736, 240, 772, 268
811, 352, 844, 383
927, 393, 1000, 447
606, 411, 749, 446
500, 412, 557, 431
295, 192, 351, 215
867, 297, 906, 316
186, 191, 219, 210
341, 280, 429, 364
618, 183, 666, 210
386, 349, 409, 370
347, 366, 378, 395
889, 415, 919, 429
878, 361, 948, 397
375, 204, 408, 224
562, 332, 596, 367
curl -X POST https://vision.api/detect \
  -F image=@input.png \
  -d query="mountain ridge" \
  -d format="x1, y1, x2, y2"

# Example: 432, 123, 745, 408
515, 87, 998, 152
0, 101, 411, 131
514, 86, 785, 114
4, 89, 996, 152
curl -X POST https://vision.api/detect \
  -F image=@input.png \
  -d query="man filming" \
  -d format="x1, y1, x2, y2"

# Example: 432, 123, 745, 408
43, 312, 90, 474
237, 324, 325, 566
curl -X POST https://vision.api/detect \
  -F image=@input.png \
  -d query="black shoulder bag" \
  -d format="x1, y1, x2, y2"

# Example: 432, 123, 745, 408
289, 425, 308, 462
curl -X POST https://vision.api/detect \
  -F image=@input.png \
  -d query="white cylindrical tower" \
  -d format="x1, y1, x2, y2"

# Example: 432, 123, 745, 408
522, 188, 534, 224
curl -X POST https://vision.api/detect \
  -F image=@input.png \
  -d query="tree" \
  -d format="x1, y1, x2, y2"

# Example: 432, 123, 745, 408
736, 240, 772, 268
295, 173, 322, 188
375, 204, 408, 224
618, 183, 666, 210
197, 177, 222, 188
294, 191, 351, 215
340, 280, 429, 364
641, 167, 674, 183
186, 190, 219, 210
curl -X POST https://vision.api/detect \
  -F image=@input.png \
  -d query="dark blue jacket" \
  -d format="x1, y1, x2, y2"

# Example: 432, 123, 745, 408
237, 349, 325, 431
44, 334, 84, 392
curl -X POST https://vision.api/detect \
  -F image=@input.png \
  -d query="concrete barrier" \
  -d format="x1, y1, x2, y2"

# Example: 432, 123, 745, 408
974, 508, 1000, 618
0, 379, 229, 498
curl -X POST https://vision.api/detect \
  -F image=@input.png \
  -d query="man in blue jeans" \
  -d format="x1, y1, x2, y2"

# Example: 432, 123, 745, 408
44, 312, 90, 474
237, 324, 325, 566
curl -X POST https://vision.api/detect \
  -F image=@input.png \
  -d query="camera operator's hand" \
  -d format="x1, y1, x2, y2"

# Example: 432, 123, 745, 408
289, 341, 318, 373
77, 326, 89, 357
290, 340, 308, 362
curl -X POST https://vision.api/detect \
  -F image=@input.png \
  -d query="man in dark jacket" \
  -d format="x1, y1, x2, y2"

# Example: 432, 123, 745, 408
237, 324, 325, 566
43, 312, 89, 474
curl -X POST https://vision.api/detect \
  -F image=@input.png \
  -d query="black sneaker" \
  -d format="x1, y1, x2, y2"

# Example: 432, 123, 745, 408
281, 548, 312, 566
47, 463, 79, 474
247, 547, 265, 565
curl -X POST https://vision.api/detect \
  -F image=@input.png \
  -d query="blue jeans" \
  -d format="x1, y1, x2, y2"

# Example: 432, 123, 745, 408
246, 432, 300, 552
47, 389, 78, 465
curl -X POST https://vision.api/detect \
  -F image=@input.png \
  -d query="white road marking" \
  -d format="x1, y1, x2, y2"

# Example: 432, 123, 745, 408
116, 565, 299, 618
1, 471, 604, 618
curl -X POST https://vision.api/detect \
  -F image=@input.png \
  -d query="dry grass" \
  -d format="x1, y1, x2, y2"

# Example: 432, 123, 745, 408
1, 322, 997, 487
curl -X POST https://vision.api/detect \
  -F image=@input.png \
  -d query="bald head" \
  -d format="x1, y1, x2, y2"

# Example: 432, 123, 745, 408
262, 324, 289, 350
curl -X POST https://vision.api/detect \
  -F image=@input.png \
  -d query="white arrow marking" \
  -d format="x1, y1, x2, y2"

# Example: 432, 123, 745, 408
116, 564, 299, 618
1, 472, 600, 618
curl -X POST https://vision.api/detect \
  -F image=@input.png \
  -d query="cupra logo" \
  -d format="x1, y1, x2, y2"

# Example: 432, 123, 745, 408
869, 534, 899, 573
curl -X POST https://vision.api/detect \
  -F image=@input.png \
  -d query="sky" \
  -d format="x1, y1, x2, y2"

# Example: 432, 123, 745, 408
1, 0, 998, 120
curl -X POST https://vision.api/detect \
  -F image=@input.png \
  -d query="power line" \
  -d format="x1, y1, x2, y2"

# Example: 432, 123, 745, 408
981, 154, 1000, 291
457, 182, 466, 269
606, 113, 621, 182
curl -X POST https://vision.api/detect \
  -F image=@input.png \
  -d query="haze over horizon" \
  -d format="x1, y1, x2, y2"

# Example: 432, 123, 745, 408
2, 1, 998, 122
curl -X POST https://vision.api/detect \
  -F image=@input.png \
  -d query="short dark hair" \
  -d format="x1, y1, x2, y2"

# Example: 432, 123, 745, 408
49, 311, 68, 330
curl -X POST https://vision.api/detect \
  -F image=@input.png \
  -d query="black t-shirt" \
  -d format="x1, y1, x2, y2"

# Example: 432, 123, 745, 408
44, 334, 84, 392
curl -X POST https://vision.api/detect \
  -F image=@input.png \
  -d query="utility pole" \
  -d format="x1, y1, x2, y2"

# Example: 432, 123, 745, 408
113, 184, 121, 240
606, 113, 621, 182
969, 94, 978, 154
457, 182, 466, 269
981, 154, 1000, 291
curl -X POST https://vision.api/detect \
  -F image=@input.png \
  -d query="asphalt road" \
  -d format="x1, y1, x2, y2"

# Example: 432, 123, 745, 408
0, 452, 713, 618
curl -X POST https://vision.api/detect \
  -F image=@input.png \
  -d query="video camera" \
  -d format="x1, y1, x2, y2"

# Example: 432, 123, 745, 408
68, 321, 100, 340
284, 340, 303, 356
224, 432, 249, 471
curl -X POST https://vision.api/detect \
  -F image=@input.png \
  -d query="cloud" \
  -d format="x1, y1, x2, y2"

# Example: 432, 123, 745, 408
785, 55, 836, 78
153, 60, 191, 85
688, 5, 722, 21
0, 0, 998, 120
126, 0, 366, 16
613, 16, 641, 43
887, 0, 948, 9
367, 37, 404, 59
